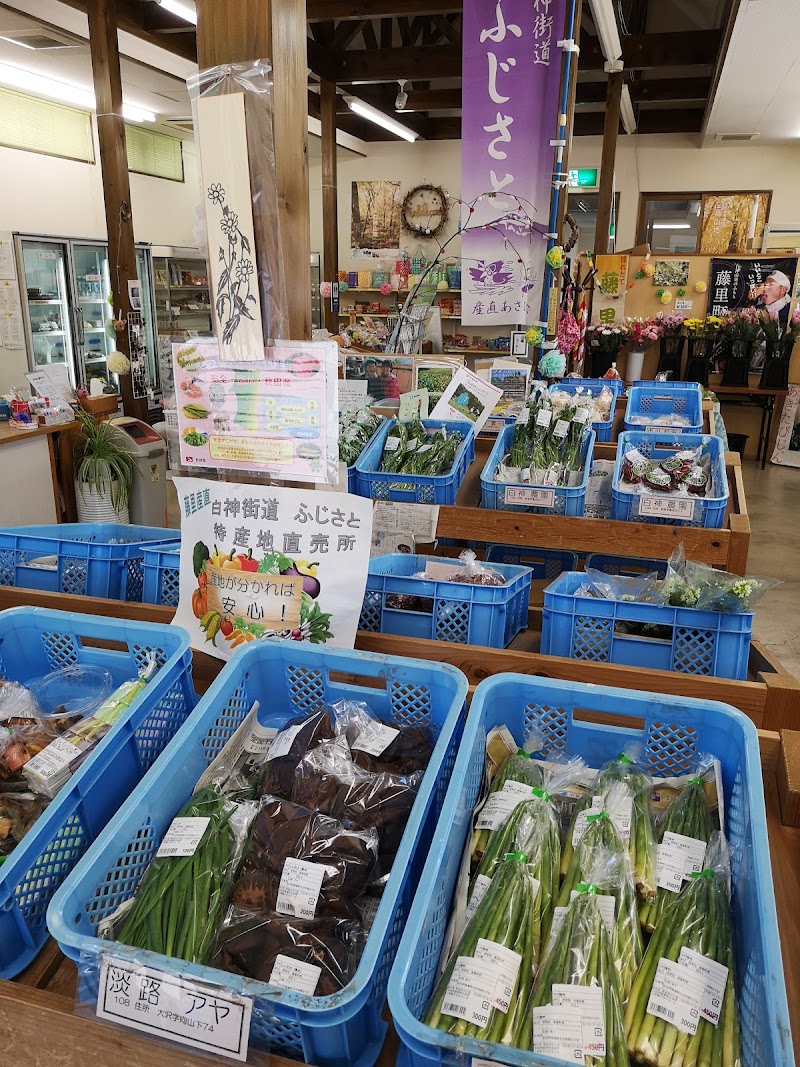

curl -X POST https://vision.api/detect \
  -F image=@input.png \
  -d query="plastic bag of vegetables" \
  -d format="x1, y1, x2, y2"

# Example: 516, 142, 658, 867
470, 748, 545, 865
625, 835, 741, 1067
640, 771, 713, 933
423, 852, 540, 1049
117, 786, 255, 965
529, 882, 629, 1065
556, 790, 643, 1002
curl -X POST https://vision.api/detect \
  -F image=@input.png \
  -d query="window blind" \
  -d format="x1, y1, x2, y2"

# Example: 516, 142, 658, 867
0, 87, 94, 162
125, 124, 184, 182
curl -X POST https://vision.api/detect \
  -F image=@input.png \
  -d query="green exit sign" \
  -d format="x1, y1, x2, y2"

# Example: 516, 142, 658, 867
568, 168, 598, 188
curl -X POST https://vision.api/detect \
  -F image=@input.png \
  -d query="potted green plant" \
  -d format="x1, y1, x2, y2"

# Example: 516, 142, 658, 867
73, 410, 136, 523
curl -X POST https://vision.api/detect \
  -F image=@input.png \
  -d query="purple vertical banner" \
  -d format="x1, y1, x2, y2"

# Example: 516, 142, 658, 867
461, 0, 566, 327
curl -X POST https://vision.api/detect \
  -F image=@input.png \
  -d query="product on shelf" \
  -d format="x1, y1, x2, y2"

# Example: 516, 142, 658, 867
379, 419, 464, 476
497, 388, 592, 488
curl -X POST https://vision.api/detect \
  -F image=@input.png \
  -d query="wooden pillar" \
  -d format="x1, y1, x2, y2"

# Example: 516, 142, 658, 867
594, 69, 623, 256
196, 0, 311, 340
320, 80, 339, 335
557, 0, 583, 239
86, 0, 147, 422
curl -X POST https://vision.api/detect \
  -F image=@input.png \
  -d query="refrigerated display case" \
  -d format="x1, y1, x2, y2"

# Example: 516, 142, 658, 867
19, 239, 75, 384
310, 251, 322, 330
152, 248, 212, 345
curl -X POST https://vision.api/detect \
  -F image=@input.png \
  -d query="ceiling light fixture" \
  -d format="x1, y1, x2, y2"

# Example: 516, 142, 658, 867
0, 62, 155, 121
588, 0, 622, 61
395, 79, 408, 111
651, 223, 692, 230
346, 97, 418, 141
158, 0, 197, 24
0, 35, 35, 49
620, 84, 636, 135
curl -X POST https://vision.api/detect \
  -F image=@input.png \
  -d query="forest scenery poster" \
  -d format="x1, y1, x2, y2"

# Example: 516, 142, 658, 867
351, 181, 402, 258
699, 192, 771, 254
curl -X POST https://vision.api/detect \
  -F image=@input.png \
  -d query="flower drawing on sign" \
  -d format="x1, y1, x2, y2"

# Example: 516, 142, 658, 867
480, 2, 522, 43
206, 183, 258, 347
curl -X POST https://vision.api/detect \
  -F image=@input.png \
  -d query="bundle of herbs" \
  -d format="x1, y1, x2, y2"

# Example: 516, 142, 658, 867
379, 420, 463, 476
503, 389, 591, 487
339, 407, 382, 467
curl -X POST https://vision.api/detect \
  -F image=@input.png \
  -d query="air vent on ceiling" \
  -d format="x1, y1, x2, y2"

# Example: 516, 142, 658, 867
715, 132, 759, 143
0, 30, 78, 49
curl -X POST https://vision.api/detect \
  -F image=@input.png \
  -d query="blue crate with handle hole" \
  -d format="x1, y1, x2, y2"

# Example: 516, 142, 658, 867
485, 545, 578, 580
542, 570, 752, 680
388, 673, 791, 1067
624, 384, 703, 434
360, 553, 532, 648
47, 640, 468, 1067
141, 540, 182, 607
584, 551, 668, 578
0, 606, 195, 979
0, 523, 179, 601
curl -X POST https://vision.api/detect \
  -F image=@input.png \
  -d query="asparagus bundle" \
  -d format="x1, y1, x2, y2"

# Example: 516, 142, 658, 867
557, 800, 643, 1003
639, 775, 713, 933
561, 752, 656, 903
529, 885, 629, 1065
624, 848, 741, 1066
423, 853, 540, 1049
470, 749, 544, 865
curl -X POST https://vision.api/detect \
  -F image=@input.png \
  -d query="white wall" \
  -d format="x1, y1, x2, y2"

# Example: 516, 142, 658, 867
0, 123, 201, 392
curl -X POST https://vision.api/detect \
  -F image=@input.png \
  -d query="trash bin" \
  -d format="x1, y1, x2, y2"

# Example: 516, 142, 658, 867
110, 417, 168, 527
727, 432, 749, 458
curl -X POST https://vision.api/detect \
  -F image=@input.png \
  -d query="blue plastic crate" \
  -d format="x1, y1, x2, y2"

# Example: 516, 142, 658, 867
0, 523, 180, 601
550, 379, 621, 442
0, 606, 195, 978
343, 416, 387, 494
625, 384, 703, 433
480, 424, 595, 515
611, 431, 729, 529
485, 545, 578, 580
360, 553, 532, 648
388, 674, 791, 1067
632, 380, 702, 391
541, 570, 751, 679
584, 551, 668, 578
354, 419, 476, 504
48, 641, 468, 1067
141, 540, 181, 607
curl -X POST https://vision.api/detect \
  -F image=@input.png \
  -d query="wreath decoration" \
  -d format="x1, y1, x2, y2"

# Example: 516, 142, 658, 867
402, 184, 449, 238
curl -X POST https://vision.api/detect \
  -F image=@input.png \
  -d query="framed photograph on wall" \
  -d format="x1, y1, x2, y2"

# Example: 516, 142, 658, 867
699, 191, 772, 254
510, 331, 528, 357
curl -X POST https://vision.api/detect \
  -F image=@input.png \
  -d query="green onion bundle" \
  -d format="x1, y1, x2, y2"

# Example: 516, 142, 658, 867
424, 853, 540, 1048
639, 776, 713, 933
379, 420, 462, 476
529, 886, 629, 1065
624, 852, 741, 1066
339, 407, 382, 467
118, 787, 245, 965
470, 750, 544, 865
502, 390, 590, 487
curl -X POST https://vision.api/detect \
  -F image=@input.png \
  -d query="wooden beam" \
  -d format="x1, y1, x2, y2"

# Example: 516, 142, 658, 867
380, 17, 393, 47
307, 37, 341, 82
580, 29, 722, 71
332, 19, 368, 49
362, 20, 379, 50
59, 0, 196, 61
577, 76, 712, 105
307, 1, 461, 19
403, 87, 461, 110
572, 108, 703, 137
86, 0, 147, 421
195, 0, 271, 64
320, 79, 338, 334
594, 70, 623, 256
337, 45, 460, 82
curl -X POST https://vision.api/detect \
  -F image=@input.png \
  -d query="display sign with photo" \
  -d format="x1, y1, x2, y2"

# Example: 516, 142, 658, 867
708, 257, 797, 327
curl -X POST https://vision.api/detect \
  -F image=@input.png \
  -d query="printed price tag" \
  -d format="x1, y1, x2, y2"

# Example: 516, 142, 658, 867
474, 790, 526, 831
552, 983, 606, 1057
465, 874, 492, 926
647, 957, 705, 1036
351, 721, 400, 757
638, 496, 696, 521
417, 442, 434, 454
243, 723, 276, 756
269, 955, 321, 996
483, 418, 506, 432
655, 843, 688, 893
661, 832, 707, 881
266, 723, 303, 761
679, 947, 728, 1026
359, 894, 381, 934
97, 956, 252, 1061
504, 486, 556, 508
572, 407, 590, 424
571, 795, 604, 848
23, 734, 76, 783
474, 938, 522, 1014
553, 418, 569, 439
501, 779, 536, 797
569, 890, 615, 934
547, 905, 568, 952
536, 409, 552, 428
276, 858, 325, 919
441, 956, 495, 1028
157, 817, 210, 858
384, 436, 401, 452
604, 793, 633, 841
405, 438, 419, 451
532, 1006, 584, 1062
515, 408, 530, 425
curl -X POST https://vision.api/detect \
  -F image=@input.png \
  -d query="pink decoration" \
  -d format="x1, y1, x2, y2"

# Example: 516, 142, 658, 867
556, 311, 580, 354
380, 282, 392, 296
320, 281, 332, 298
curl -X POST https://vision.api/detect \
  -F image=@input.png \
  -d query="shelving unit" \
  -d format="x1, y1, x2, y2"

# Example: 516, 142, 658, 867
152, 252, 213, 346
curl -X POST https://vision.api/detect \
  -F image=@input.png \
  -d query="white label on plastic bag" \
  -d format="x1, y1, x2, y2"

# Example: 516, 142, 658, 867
656, 833, 707, 891
572, 407, 590, 424
502, 779, 536, 797
441, 956, 496, 1028
359, 895, 381, 934
352, 721, 400, 757
266, 723, 303, 761
474, 939, 522, 1014
269, 955, 321, 996
552, 984, 606, 1058
97, 956, 252, 1061
406, 438, 418, 452
384, 436, 401, 452
679, 947, 728, 1026
504, 485, 555, 508
569, 889, 615, 934
571, 795, 603, 848
532, 1006, 584, 1062
465, 874, 493, 926
547, 905, 568, 951
475, 789, 526, 831
639, 496, 696, 521
536, 409, 552, 428
553, 418, 569, 439
157, 817, 210, 858
417, 442, 434, 453
515, 407, 529, 425
604, 793, 633, 841
24, 733, 76, 778
276, 859, 325, 919
243, 724, 277, 756
646, 957, 705, 1035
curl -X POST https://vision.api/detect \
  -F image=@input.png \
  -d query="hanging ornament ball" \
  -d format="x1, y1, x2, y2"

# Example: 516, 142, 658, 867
525, 325, 544, 346
538, 350, 567, 379
437, 280, 449, 292
380, 282, 393, 295
695, 280, 708, 294
339, 281, 348, 292
545, 245, 566, 269
643, 263, 656, 277
107, 350, 130, 375
660, 290, 674, 305
320, 281, 332, 298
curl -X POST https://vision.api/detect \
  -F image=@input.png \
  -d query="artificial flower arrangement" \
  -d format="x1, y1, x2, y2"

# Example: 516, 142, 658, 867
684, 315, 722, 337
625, 317, 663, 348
587, 321, 630, 354
655, 312, 685, 336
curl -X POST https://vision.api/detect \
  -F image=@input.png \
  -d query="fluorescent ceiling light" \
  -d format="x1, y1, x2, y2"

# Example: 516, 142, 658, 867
0, 62, 155, 121
158, 0, 197, 24
589, 0, 622, 61
347, 98, 418, 141
652, 223, 692, 230
620, 84, 636, 135
0, 35, 35, 49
